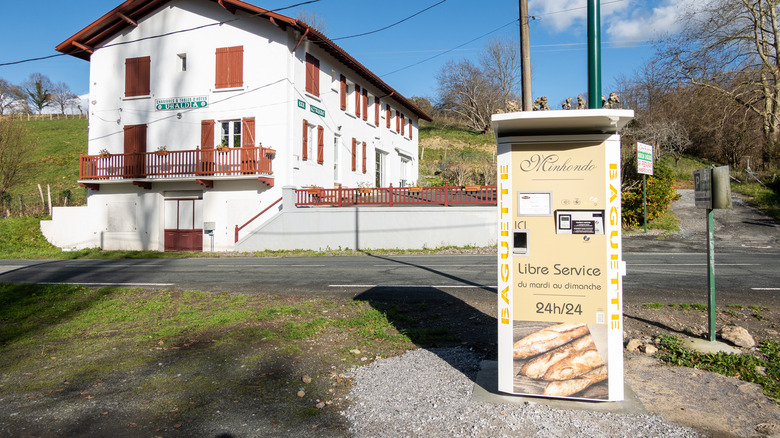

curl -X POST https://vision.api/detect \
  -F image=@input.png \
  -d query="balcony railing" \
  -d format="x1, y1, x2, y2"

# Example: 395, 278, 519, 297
296, 184, 497, 207
79, 146, 274, 180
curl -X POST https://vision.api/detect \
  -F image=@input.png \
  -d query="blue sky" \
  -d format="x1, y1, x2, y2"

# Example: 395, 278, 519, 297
0, 0, 687, 109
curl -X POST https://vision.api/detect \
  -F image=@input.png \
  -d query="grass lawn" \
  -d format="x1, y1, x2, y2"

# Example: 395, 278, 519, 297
0, 284, 417, 435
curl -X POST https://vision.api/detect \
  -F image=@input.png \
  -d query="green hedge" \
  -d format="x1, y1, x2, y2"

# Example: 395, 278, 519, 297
622, 159, 679, 228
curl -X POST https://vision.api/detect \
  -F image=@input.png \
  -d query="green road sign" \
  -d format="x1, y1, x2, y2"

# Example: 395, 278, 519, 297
155, 96, 208, 111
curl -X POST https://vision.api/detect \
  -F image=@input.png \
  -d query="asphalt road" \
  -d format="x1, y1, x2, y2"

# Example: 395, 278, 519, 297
1, 251, 778, 307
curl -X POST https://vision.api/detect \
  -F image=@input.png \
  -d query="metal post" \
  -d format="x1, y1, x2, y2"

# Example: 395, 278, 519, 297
643, 174, 647, 233
707, 207, 716, 341
587, 0, 601, 109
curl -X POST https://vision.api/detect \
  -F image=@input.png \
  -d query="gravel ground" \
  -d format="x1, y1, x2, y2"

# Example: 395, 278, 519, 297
342, 348, 701, 437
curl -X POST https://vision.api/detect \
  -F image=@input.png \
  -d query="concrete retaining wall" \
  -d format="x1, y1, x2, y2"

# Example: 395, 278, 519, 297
235, 186, 496, 251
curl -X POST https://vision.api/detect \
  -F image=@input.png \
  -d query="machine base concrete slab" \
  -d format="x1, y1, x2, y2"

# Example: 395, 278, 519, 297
472, 360, 647, 415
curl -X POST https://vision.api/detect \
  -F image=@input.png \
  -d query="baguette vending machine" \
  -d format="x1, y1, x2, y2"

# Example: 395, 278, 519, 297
493, 110, 633, 401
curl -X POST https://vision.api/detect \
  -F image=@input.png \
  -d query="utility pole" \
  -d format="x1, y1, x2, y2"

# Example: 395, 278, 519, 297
519, 0, 532, 111
587, 0, 601, 109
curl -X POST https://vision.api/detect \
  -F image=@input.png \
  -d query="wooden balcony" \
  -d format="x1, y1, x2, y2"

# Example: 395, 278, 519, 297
79, 146, 275, 188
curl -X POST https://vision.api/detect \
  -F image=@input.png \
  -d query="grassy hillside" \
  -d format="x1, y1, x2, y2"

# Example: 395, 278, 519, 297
4, 118, 88, 216
417, 123, 495, 186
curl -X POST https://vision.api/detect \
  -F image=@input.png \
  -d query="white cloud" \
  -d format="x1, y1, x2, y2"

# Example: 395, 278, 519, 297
529, 0, 631, 33
605, 0, 697, 42
529, 0, 700, 42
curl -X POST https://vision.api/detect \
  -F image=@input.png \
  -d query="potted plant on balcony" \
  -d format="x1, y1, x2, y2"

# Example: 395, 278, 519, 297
98, 148, 110, 158
357, 181, 372, 194
155, 145, 169, 156
306, 185, 322, 196
217, 140, 230, 153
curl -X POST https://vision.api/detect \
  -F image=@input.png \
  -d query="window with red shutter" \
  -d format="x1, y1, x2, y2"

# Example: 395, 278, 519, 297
340, 75, 347, 110
409, 119, 413, 140
215, 46, 243, 89
362, 89, 368, 121
125, 56, 151, 97
396, 111, 400, 132
317, 126, 324, 164
305, 53, 320, 97
386, 104, 391, 129
362, 141, 367, 174
302, 119, 308, 161
400, 113, 405, 135
374, 98, 380, 126
355, 85, 361, 118
351, 138, 357, 171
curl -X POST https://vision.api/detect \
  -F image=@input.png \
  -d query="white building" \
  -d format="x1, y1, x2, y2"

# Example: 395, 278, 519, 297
43, 0, 430, 252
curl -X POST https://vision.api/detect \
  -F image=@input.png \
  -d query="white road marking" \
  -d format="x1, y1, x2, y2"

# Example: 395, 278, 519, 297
38, 282, 175, 287
0, 266, 27, 274
751, 287, 780, 291
329, 284, 496, 288
207, 264, 327, 267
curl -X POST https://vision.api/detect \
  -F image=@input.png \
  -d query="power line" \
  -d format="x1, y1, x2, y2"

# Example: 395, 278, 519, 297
380, 18, 519, 78
331, 0, 448, 41
0, 0, 321, 68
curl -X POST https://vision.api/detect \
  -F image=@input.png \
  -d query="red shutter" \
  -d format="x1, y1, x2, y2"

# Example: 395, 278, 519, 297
200, 120, 214, 175
229, 46, 243, 88
242, 117, 255, 147
317, 126, 324, 164
201, 120, 214, 149
340, 75, 347, 110
362, 141, 367, 174
374, 98, 380, 125
216, 46, 243, 89
215, 48, 229, 89
362, 89, 368, 121
306, 53, 320, 96
386, 105, 391, 128
125, 56, 150, 97
409, 119, 413, 140
400, 113, 405, 135
396, 111, 400, 132
302, 119, 308, 161
351, 138, 356, 171
355, 85, 361, 118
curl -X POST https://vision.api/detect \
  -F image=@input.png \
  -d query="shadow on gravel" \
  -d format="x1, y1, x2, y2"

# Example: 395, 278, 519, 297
353, 254, 497, 383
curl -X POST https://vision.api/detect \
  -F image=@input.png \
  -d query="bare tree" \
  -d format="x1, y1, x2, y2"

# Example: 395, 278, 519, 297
631, 119, 691, 166
479, 36, 521, 108
660, 0, 780, 163
0, 118, 36, 198
296, 10, 328, 33
51, 82, 79, 115
23, 73, 54, 115
436, 59, 499, 133
0, 78, 25, 115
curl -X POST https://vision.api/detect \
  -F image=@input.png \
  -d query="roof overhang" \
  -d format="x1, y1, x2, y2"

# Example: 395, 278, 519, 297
56, 0, 431, 122
492, 109, 634, 138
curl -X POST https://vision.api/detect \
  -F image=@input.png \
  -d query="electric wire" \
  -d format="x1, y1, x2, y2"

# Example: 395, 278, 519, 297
0, 0, 321, 67
331, 0, 448, 41
379, 18, 519, 78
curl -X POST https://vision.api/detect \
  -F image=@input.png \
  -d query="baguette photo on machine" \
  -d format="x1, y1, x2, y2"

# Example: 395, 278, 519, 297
513, 323, 606, 397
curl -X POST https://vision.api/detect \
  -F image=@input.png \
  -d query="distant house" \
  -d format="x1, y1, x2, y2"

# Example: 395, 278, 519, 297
43, 0, 430, 252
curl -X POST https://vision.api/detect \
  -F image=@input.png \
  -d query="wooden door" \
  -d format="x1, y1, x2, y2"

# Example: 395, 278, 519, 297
124, 124, 147, 178
241, 117, 256, 174
164, 198, 203, 252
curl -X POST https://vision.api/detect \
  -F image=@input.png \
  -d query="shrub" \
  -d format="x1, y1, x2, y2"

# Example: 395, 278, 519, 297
622, 158, 679, 228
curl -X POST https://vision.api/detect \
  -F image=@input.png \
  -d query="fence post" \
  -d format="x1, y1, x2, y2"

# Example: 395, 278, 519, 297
444, 182, 449, 207
388, 183, 393, 207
